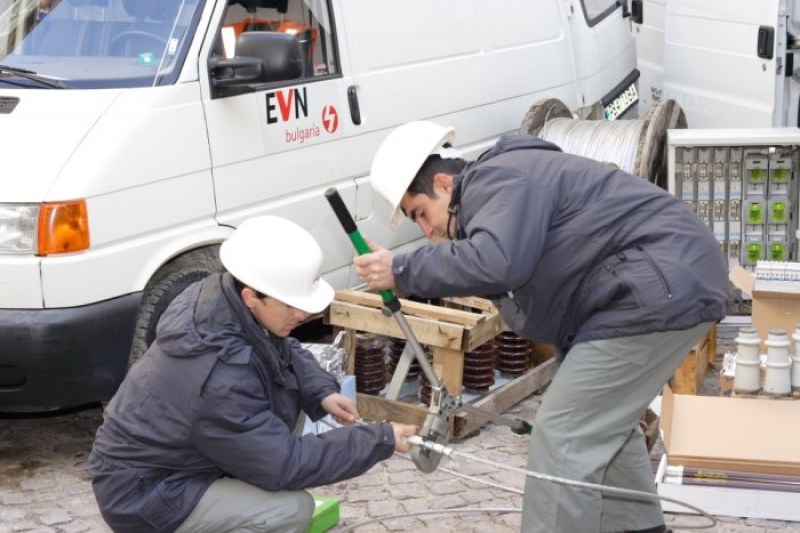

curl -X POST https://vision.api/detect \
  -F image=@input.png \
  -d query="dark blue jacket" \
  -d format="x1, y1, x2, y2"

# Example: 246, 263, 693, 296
88, 273, 394, 532
392, 134, 729, 352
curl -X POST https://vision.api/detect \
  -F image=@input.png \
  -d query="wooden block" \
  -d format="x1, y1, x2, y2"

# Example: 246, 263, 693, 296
356, 393, 428, 427
433, 347, 463, 395
670, 325, 716, 395
530, 342, 556, 365
327, 300, 465, 351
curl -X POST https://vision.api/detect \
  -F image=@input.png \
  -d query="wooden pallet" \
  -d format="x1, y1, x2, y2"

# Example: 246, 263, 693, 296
325, 290, 557, 439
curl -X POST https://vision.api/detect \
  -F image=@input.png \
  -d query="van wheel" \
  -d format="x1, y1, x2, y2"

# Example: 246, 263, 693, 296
128, 247, 223, 369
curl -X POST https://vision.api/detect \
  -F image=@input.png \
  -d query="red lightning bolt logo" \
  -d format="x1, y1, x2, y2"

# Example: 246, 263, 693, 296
322, 105, 339, 133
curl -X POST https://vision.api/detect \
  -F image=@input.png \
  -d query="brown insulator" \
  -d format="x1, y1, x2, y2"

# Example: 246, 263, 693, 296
354, 334, 387, 395
416, 346, 434, 405
462, 340, 497, 392
386, 337, 422, 381
494, 331, 531, 376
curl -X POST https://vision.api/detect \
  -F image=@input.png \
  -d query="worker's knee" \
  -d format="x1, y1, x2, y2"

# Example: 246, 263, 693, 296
286, 490, 316, 528
249, 489, 314, 531
176, 479, 315, 533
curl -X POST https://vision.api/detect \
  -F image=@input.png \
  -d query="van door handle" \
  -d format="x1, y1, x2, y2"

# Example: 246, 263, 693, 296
347, 85, 362, 125
631, 0, 642, 24
758, 25, 775, 59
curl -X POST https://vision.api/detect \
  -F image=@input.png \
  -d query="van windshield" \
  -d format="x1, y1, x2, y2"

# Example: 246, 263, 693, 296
0, 0, 203, 89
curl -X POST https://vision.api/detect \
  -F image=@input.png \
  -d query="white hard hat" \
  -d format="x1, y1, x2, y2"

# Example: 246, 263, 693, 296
370, 121, 457, 229
219, 216, 334, 313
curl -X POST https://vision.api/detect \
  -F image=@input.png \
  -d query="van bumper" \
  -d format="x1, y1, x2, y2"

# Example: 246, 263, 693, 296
0, 293, 141, 413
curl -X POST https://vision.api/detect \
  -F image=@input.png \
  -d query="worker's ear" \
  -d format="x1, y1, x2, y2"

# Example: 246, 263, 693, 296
241, 287, 260, 308
432, 172, 453, 194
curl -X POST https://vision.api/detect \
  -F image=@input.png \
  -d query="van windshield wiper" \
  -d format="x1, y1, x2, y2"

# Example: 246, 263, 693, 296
0, 65, 68, 89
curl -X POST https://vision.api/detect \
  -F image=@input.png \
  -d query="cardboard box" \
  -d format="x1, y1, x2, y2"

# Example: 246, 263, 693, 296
655, 455, 800, 521
656, 385, 800, 520
660, 385, 800, 476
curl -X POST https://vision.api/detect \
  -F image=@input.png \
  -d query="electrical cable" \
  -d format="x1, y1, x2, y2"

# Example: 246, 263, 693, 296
407, 436, 717, 531
538, 117, 644, 175
341, 507, 521, 532
317, 418, 717, 531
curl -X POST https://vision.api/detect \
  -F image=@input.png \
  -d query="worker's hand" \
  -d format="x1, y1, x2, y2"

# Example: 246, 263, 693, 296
321, 393, 359, 425
353, 241, 396, 291
390, 422, 419, 453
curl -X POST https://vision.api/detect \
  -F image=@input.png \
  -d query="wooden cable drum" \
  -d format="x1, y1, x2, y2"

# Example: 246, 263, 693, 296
519, 98, 687, 189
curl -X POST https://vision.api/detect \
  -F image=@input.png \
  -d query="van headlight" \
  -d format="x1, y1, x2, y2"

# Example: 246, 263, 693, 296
0, 201, 89, 255
0, 204, 39, 254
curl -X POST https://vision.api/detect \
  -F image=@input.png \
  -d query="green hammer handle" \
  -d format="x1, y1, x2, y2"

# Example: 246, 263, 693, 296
325, 187, 401, 312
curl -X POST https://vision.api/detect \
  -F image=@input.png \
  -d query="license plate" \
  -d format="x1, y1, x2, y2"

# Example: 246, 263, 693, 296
603, 82, 639, 120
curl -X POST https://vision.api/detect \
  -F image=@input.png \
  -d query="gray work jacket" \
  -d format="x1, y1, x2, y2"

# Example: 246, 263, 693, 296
88, 273, 394, 532
392, 134, 728, 353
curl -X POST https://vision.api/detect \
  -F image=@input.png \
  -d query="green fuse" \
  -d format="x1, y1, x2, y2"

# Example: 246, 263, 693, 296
747, 202, 763, 224
772, 168, 790, 181
771, 243, 786, 261
771, 201, 787, 223
747, 243, 762, 263
749, 168, 766, 182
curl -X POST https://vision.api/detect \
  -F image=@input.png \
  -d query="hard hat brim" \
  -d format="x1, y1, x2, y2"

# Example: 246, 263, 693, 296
284, 278, 335, 314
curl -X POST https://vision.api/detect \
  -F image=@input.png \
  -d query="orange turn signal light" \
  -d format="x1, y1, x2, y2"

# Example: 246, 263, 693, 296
37, 200, 90, 255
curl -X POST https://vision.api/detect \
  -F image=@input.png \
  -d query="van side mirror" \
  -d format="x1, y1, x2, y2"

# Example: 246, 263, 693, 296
210, 31, 303, 90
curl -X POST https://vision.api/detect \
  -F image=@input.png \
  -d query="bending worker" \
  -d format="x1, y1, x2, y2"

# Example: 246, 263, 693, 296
89, 215, 417, 533
354, 121, 729, 533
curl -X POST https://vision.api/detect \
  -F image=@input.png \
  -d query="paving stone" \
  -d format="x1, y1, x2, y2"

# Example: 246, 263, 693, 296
379, 515, 423, 531
1, 492, 32, 505
398, 497, 435, 515
426, 479, 467, 495
0, 510, 25, 531
36, 509, 71, 526
10, 524, 54, 533
384, 482, 426, 500
18, 478, 52, 492
385, 469, 418, 485
345, 488, 388, 503
365, 499, 402, 518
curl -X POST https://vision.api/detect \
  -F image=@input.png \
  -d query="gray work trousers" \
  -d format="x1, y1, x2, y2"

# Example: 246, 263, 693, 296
174, 477, 314, 533
521, 322, 713, 533
175, 415, 314, 532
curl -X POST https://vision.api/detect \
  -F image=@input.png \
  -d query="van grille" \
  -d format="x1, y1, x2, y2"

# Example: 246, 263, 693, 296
0, 97, 19, 114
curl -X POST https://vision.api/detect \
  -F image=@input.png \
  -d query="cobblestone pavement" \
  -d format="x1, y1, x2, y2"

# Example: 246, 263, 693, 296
1, 383, 799, 532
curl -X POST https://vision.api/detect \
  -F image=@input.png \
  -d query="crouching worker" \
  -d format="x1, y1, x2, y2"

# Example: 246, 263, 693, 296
88, 216, 418, 533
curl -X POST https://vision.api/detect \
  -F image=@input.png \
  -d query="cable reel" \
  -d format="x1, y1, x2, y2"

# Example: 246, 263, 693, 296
519, 98, 688, 189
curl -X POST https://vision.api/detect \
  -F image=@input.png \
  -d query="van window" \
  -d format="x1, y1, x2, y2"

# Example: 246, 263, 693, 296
580, 0, 618, 26
215, 0, 339, 88
0, 0, 204, 88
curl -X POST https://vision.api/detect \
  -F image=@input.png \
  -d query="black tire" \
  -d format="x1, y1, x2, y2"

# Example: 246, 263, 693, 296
128, 246, 223, 368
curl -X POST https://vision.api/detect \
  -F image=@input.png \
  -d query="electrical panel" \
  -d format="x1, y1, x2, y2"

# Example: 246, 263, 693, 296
667, 128, 800, 314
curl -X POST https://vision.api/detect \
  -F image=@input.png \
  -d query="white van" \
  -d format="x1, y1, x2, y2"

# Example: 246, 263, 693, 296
0, 0, 636, 411
632, 0, 798, 128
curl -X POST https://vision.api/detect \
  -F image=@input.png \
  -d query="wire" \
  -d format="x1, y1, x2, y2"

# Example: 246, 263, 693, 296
408, 436, 717, 530
341, 507, 521, 532
538, 117, 644, 177
317, 418, 716, 530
